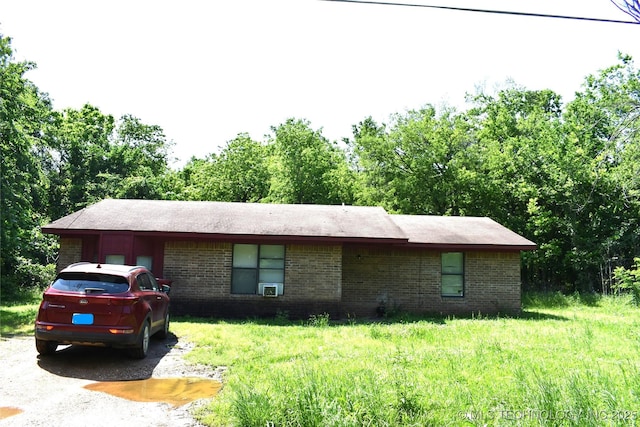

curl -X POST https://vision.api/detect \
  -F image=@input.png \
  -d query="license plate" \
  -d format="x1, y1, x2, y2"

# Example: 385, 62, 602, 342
72, 313, 94, 325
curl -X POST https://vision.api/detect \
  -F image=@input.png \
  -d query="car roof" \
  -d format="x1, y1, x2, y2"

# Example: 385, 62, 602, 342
60, 262, 145, 277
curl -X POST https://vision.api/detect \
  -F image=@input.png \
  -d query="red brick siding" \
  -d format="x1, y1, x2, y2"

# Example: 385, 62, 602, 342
57, 238, 82, 272
284, 244, 342, 302
162, 241, 232, 303
163, 241, 342, 318
56, 237, 523, 318
342, 246, 521, 317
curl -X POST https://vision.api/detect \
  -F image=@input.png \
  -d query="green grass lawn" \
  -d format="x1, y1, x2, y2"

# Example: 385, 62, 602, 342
3, 294, 640, 426
173, 295, 640, 427
0, 304, 39, 336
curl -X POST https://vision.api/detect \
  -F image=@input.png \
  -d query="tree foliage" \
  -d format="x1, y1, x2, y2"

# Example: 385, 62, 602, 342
181, 133, 270, 202
1, 34, 57, 291
1, 30, 638, 296
351, 106, 485, 215
268, 118, 354, 205
614, 257, 640, 304
348, 58, 639, 292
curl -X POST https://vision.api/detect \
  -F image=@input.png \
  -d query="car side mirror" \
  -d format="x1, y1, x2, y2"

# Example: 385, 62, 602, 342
156, 278, 173, 295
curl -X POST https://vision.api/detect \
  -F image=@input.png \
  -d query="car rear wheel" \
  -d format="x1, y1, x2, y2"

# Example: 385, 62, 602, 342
35, 339, 58, 356
129, 321, 150, 359
156, 312, 169, 339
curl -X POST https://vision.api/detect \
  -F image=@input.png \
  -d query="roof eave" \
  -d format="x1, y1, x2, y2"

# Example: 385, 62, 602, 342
395, 242, 537, 251
41, 228, 409, 245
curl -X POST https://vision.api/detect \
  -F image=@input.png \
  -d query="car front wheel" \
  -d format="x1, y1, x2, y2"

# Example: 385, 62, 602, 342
129, 321, 150, 359
36, 339, 58, 356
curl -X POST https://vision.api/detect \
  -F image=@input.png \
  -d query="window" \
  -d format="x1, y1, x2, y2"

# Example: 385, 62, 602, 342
105, 254, 125, 265
441, 252, 464, 297
232, 244, 285, 294
52, 273, 129, 294
136, 255, 153, 271
137, 272, 159, 291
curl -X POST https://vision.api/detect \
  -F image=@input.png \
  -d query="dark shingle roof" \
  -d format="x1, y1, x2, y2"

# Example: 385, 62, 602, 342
43, 199, 406, 242
43, 199, 536, 250
391, 214, 536, 250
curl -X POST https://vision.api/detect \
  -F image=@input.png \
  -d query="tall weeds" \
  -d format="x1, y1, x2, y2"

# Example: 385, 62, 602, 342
176, 296, 640, 427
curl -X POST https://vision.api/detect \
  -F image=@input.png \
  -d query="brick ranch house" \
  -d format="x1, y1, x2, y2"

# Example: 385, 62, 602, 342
42, 199, 536, 319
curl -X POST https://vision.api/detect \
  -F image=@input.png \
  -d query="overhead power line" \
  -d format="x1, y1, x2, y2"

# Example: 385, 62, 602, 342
319, 0, 640, 25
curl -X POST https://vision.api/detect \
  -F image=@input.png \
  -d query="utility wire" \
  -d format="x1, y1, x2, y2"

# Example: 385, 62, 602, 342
320, 0, 640, 25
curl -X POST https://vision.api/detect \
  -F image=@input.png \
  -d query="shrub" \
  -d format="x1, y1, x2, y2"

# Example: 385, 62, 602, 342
1, 258, 56, 304
613, 257, 640, 305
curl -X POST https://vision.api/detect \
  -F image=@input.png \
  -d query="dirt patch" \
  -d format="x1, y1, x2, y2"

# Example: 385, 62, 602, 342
0, 335, 225, 426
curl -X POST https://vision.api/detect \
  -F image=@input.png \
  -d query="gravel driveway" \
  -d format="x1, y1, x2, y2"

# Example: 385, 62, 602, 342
0, 334, 224, 427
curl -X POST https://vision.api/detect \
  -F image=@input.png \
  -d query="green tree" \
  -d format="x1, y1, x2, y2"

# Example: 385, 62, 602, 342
108, 114, 174, 199
179, 134, 270, 202
268, 118, 354, 205
562, 54, 640, 291
349, 116, 394, 208
0, 34, 57, 293
212, 133, 271, 202
46, 104, 115, 218
349, 106, 487, 215
613, 257, 640, 304
468, 87, 568, 288
111, 114, 171, 177
179, 156, 214, 201
467, 58, 640, 292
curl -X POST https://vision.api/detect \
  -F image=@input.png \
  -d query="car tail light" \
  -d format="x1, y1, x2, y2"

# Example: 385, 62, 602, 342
34, 323, 54, 332
109, 297, 139, 306
108, 328, 135, 334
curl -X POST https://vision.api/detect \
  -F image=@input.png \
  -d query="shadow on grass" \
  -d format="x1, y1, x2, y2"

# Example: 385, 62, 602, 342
174, 308, 569, 326
0, 305, 38, 337
522, 291, 602, 309
174, 313, 448, 327
519, 310, 569, 321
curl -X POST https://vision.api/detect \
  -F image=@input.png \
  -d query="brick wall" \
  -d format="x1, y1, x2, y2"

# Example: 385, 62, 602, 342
342, 246, 522, 317
284, 244, 342, 302
56, 236, 522, 318
162, 241, 232, 316
163, 241, 342, 319
57, 238, 82, 272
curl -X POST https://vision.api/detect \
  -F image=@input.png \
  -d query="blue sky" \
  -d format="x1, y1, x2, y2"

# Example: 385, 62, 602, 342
2, 0, 639, 166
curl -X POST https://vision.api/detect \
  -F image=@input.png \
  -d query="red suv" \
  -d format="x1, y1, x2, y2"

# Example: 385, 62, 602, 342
35, 263, 171, 359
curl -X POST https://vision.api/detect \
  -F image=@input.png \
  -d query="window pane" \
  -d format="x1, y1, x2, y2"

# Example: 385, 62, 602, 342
105, 254, 125, 265
261, 245, 284, 258
137, 274, 152, 290
147, 273, 159, 291
442, 275, 463, 296
259, 269, 284, 283
233, 244, 258, 268
232, 269, 258, 294
136, 256, 153, 270
442, 252, 463, 274
53, 273, 129, 294
259, 258, 285, 269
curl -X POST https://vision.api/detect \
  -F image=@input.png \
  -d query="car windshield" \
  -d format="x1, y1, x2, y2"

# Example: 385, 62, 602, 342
51, 272, 130, 294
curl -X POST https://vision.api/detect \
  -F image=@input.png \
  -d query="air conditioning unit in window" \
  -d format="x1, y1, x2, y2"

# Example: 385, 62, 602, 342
259, 283, 282, 297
